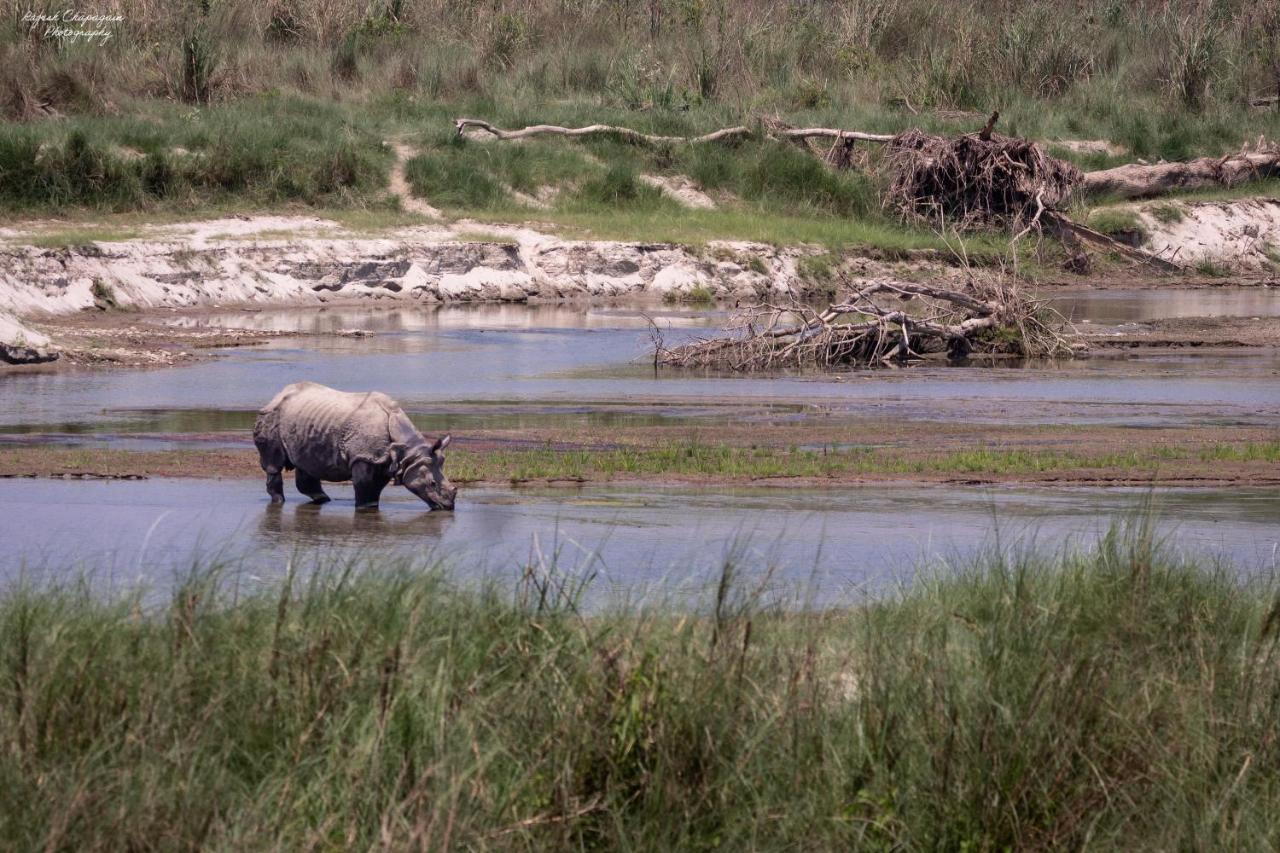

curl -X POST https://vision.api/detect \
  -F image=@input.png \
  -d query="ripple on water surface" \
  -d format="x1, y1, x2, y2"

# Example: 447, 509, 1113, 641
2, 478, 1277, 607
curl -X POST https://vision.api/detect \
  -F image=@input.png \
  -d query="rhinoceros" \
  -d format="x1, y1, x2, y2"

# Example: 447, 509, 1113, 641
253, 381, 457, 510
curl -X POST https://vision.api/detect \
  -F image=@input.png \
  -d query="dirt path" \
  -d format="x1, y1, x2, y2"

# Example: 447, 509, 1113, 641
389, 142, 442, 219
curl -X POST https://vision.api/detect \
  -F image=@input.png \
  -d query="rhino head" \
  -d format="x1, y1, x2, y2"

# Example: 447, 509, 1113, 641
393, 434, 457, 511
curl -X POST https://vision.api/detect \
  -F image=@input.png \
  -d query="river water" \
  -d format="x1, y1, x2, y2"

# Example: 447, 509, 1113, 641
2, 479, 1277, 604
1, 288, 1277, 594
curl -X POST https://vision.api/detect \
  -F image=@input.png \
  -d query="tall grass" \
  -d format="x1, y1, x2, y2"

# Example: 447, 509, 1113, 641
0, 96, 392, 213
2, 524, 1280, 848
7, 1, 1280, 226
3, 0, 1277, 118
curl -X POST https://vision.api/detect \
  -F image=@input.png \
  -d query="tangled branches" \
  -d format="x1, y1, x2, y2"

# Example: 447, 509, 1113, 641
883, 128, 1082, 230
654, 275, 1078, 372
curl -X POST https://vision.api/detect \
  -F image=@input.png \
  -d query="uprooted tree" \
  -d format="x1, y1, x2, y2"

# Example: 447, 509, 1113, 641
653, 275, 1080, 372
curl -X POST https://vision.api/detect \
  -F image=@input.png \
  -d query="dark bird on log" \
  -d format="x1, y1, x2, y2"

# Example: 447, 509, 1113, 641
978, 110, 999, 141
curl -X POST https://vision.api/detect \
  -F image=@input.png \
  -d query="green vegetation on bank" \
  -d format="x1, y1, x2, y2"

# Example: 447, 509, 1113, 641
2, 524, 1279, 848
7, 1, 1280, 247
449, 440, 1280, 483
0, 97, 391, 213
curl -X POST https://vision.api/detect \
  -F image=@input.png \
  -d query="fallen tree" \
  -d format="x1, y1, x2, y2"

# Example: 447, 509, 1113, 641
1081, 147, 1280, 200
453, 118, 754, 145
654, 276, 1078, 371
453, 118, 894, 146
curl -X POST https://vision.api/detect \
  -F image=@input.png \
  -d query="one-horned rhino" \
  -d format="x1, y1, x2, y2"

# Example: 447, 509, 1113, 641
254, 381, 457, 510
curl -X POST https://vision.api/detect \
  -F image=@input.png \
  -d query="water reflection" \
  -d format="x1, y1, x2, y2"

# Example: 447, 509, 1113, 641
256, 502, 455, 545
1048, 287, 1280, 324
160, 303, 726, 333
4, 293, 1279, 431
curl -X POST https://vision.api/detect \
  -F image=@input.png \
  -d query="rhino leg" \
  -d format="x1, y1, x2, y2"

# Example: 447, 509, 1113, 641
295, 469, 331, 504
352, 460, 389, 509
253, 426, 288, 504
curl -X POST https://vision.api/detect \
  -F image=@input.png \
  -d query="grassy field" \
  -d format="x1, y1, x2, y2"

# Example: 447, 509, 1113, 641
2, 522, 1279, 848
5, 1, 1280, 250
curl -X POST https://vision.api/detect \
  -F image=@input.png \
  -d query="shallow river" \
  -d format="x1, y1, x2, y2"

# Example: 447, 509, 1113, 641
2, 479, 1277, 604
2, 289, 1277, 598
3, 289, 1280, 435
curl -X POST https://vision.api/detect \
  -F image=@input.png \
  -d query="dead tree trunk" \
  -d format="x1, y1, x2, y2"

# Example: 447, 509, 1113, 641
453, 118, 893, 146
1081, 151, 1280, 200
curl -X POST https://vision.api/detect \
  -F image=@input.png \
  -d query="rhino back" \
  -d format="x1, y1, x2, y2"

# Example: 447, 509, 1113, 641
275, 384, 394, 480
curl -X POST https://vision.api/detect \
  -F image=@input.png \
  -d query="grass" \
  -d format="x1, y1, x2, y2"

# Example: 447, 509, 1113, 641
20, 225, 144, 248
4, 440, 1276, 484
1086, 207, 1147, 242
662, 284, 715, 306
1149, 202, 1186, 224
445, 440, 1280, 483
0, 96, 393, 214
2, 521, 1279, 848
452, 229, 517, 244
1195, 257, 1232, 277
9, 2, 1280, 258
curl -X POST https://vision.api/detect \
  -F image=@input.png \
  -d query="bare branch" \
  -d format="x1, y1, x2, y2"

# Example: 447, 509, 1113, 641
454, 118, 753, 146
655, 274, 1079, 371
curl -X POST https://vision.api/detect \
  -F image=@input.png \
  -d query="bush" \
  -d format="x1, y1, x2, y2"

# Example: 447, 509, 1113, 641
572, 164, 671, 209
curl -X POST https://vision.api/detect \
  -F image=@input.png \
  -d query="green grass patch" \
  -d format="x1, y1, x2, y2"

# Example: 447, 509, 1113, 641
446, 440, 1280, 483
1149, 202, 1185, 224
0, 96, 393, 214
20, 225, 144, 248
662, 284, 716, 306
1, 522, 1278, 848
1086, 207, 1147, 242
452, 229, 518, 244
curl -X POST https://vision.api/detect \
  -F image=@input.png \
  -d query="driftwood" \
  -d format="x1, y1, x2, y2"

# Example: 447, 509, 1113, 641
883, 126, 1082, 229
655, 276, 1077, 371
454, 118, 753, 145
454, 118, 893, 147
1042, 212, 1180, 271
1081, 149, 1280, 200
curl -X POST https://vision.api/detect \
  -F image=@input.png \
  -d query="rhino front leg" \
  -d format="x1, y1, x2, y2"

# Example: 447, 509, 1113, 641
295, 469, 331, 504
254, 432, 288, 504
265, 471, 285, 503
352, 460, 390, 509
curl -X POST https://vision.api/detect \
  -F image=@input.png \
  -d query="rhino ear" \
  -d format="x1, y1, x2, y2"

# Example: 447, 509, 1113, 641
431, 434, 452, 454
387, 442, 409, 483
388, 413, 419, 445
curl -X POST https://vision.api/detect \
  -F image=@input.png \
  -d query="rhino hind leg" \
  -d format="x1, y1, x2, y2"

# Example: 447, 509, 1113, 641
352, 460, 390, 509
295, 469, 331, 504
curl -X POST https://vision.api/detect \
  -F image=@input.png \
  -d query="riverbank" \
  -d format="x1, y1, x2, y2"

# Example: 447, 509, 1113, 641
2, 527, 1278, 850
